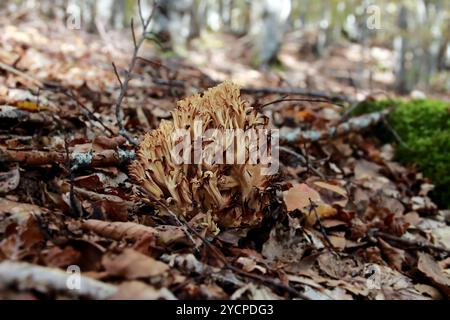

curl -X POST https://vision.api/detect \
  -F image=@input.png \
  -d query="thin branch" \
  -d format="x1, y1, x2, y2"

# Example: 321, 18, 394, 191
130, 18, 137, 48
308, 198, 339, 256
42, 85, 115, 136
370, 229, 450, 256
136, 186, 309, 299
111, 62, 124, 89
382, 118, 410, 149
240, 86, 354, 103
0, 261, 117, 299
113, 1, 158, 146
281, 109, 390, 144
138, 0, 146, 30
0, 148, 135, 168
278, 146, 325, 179
0, 60, 43, 87
255, 97, 339, 111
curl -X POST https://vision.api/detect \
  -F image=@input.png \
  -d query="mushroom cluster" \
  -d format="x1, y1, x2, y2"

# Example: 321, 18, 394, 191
130, 81, 276, 229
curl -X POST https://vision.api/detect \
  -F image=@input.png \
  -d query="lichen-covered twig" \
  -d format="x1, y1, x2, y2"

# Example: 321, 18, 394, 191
112, 1, 158, 146
0, 148, 135, 168
0, 261, 117, 299
281, 110, 390, 144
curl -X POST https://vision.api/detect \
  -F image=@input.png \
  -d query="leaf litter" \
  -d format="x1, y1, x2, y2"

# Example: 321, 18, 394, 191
0, 13, 449, 300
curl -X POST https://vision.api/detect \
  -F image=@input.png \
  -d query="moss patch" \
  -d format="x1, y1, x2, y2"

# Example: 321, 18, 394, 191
351, 99, 450, 208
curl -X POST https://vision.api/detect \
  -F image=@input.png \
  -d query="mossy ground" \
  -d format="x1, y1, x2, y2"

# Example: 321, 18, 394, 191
351, 99, 450, 208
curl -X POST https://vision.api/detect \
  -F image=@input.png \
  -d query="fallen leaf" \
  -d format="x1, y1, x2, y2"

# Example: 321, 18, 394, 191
284, 183, 320, 211
102, 249, 169, 280
109, 281, 176, 300
283, 183, 337, 225
0, 165, 20, 194
313, 180, 348, 207
417, 252, 450, 296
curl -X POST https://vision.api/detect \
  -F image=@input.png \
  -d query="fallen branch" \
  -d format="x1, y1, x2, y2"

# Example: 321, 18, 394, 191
281, 110, 389, 144
0, 148, 135, 168
0, 105, 54, 126
0, 261, 117, 299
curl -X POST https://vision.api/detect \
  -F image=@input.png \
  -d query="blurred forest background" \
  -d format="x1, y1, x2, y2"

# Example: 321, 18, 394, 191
1, 0, 450, 98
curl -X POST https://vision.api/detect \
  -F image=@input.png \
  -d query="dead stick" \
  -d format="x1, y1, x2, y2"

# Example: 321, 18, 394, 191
240, 86, 354, 103
0, 148, 135, 168
281, 110, 389, 144
0, 261, 117, 299
371, 230, 450, 256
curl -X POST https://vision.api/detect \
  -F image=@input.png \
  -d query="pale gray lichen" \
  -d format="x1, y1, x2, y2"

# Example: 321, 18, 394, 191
71, 151, 93, 171
118, 148, 136, 163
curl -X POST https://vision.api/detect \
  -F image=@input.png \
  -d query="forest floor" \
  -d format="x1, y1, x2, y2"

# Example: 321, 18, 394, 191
0, 15, 449, 300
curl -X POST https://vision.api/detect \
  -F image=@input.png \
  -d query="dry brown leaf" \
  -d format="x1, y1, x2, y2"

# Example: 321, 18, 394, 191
236, 257, 267, 274
417, 252, 450, 296
313, 180, 348, 207
82, 219, 158, 241
284, 183, 321, 211
377, 238, 406, 271
283, 183, 337, 225
0, 198, 46, 232
110, 281, 176, 300
102, 249, 169, 280
0, 165, 20, 194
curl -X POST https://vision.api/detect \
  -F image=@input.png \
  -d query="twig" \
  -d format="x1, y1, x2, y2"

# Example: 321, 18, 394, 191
135, 186, 197, 248
111, 62, 123, 89
382, 118, 410, 149
255, 97, 341, 112
308, 198, 338, 256
186, 219, 310, 299
278, 146, 325, 179
240, 86, 354, 103
281, 109, 390, 144
64, 135, 83, 217
136, 187, 308, 298
112, 1, 158, 146
0, 261, 117, 299
370, 229, 450, 256
0, 148, 135, 168
0, 60, 43, 87
42, 85, 115, 136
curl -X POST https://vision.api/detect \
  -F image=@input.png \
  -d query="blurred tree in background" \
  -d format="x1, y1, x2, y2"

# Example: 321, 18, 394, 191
1, 0, 450, 93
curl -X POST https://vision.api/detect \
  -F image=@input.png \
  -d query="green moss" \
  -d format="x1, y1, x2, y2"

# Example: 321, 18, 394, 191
351, 99, 450, 208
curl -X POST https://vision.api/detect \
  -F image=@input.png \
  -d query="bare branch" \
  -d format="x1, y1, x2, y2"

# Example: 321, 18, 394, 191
281, 110, 390, 144
113, 1, 159, 146
138, 0, 145, 28
111, 62, 124, 89
130, 18, 137, 48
